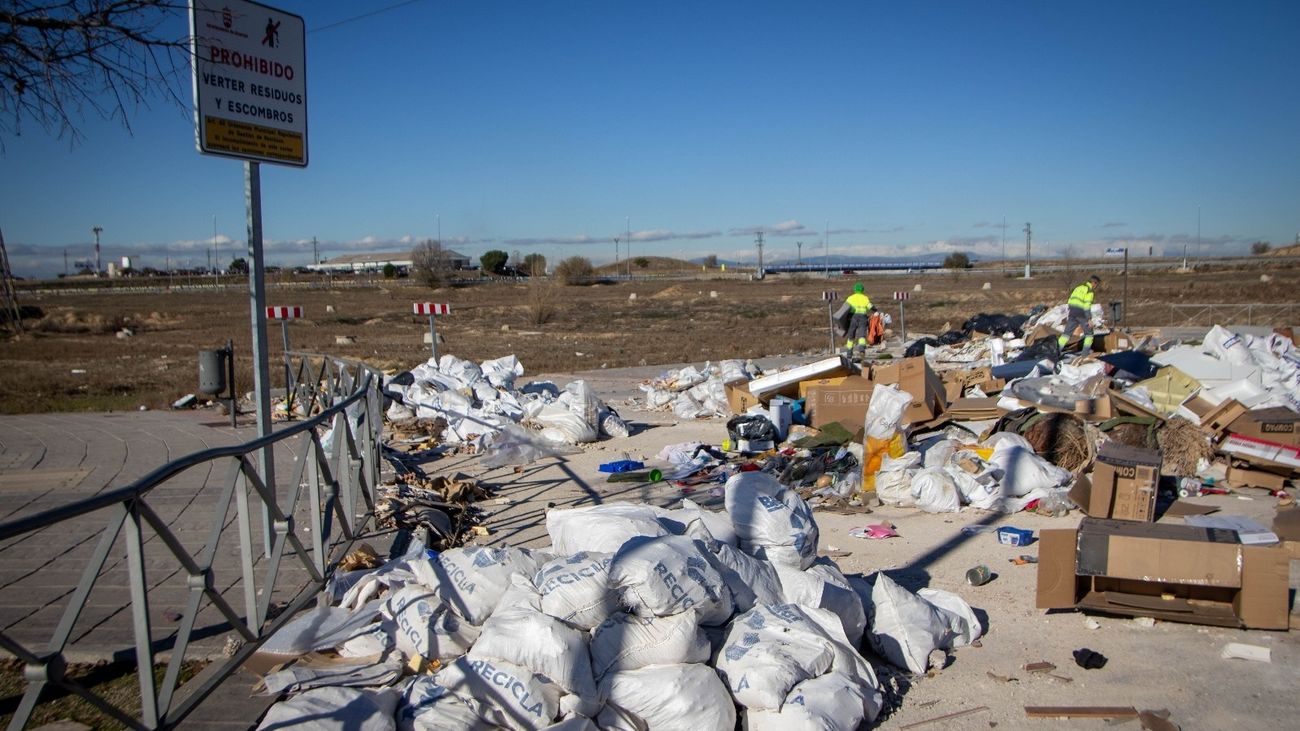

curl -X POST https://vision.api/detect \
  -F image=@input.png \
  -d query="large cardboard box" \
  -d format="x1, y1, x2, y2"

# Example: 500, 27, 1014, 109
1070, 442, 1160, 522
1036, 518, 1290, 629
868, 357, 947, 425
798, 376, 849, 400
724, 381, 760, 415
806, 376, 875, 431
1229, 407, 1300, 448
747, 356, 850, 402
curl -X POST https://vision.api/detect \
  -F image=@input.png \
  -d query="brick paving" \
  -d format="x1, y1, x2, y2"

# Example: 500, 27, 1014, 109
0, 410, 359, 728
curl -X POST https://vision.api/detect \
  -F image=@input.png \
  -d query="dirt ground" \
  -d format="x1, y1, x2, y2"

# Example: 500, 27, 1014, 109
4, 259, 1298, 414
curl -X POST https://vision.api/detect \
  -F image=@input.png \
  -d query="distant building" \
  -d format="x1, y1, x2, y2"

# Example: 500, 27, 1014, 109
308, 249, 472, 273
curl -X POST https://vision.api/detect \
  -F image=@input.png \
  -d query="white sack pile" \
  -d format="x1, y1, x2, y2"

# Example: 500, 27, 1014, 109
254, 470, 985, 729
637, 359, 758, 419
383, 354, 630, 449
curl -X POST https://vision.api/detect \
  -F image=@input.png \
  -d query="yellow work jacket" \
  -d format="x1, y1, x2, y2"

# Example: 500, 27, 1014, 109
1067, 282, 1095, 309
846, 292, 872, 314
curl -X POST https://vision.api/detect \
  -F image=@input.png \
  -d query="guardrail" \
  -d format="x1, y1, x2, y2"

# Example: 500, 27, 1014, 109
0, 353, 385, 730
1168, 303, 1300, 328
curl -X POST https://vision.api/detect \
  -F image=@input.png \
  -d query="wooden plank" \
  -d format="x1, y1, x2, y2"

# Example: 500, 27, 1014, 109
1025, 706, 1138, 719
899, 706, 988, 729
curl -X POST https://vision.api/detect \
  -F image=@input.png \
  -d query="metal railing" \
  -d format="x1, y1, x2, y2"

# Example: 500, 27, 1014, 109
1168, 303, 1300, 328
0, 353, 385, 730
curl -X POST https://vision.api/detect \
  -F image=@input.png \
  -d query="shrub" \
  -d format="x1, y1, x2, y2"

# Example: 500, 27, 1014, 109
481, 249, 509, 274
382, 263, 397, 279
1251, 241, 1271, 255
411, 239, 454, 288
943, 252, 970, 269
525, 279, 558, 324
555, 256, 595, 285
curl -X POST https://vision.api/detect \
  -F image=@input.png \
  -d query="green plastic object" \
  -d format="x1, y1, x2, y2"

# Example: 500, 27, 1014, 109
606, 468, 663, 483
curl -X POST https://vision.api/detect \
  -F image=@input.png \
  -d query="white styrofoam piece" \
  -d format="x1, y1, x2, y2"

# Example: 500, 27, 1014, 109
746, 356, 847, 398
1150, 345, 1259, 387
1221, 643, 1271, 663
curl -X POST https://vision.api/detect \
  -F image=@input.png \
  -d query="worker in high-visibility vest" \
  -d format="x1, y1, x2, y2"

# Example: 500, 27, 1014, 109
845, 282, 875, 355
1058, 275, 1101, 352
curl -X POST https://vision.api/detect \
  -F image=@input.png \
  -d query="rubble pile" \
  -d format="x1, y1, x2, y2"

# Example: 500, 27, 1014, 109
253, 473, 982, 730
381, 354, 630, 451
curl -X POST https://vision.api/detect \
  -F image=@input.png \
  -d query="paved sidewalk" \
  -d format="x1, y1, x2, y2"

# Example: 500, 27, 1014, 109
0, 409, 338, 728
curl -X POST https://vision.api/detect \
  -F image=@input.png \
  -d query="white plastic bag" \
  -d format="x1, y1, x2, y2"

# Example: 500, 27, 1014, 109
866, 383, 912, 436
471, 603, 600, 715
715, 604, 878, 712
483, 424, 581, 468
411, 546, 548, 625
534, 403, 599, 444
589, 609, 710, 679
743, 671, 881, 730
876, 452, 920, 507
724, 472, 819, 570
601, 663, 736, 731
866, 573, 980, 674
257, 687, 399, 731
670, 498, 739, 546
381, 584, 481, 662
773, 558, 867, 647
546, 503, 673, 555
608, 535, 734, 626
911, 468, 962, 513
435, 656, 561, 731
398, 676, 497, 731
534, 551, 618, 630
989, 441, 1073, 497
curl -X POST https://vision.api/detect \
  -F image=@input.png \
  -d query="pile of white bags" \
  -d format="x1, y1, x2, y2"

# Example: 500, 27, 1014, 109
257, 492, 987, 730
638, 359, 758, 419
384, 354, 630, 449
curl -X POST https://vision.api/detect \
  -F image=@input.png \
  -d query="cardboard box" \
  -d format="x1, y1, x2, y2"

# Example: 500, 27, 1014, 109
1095, 331, 1134, 353
946, 397, 1002, 421
798, 376, 849, 400
1070, 442, 1161, 522
1225, 464, 1288, 492
1180, 396, 1248, 440
724, 380, 760, 415
806, 376, 875, 430
1229, 407, 1300, 448
868, 357, 947, 425
1036, 517, 1290, 629
747, 356, 850, 402
1220, 434, 1300, 471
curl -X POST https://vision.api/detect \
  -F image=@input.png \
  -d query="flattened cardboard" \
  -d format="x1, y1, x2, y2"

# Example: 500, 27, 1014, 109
1225, 465, 1287, 492
947, 397, 1003, 421
1220, 434, 1300, 470
1229, 407, 1300, 448
806, 376, 875, 430
1036, 517, 1291, 629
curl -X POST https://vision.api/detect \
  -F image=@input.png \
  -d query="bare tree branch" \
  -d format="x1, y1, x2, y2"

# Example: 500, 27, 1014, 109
1, 0, 191, 149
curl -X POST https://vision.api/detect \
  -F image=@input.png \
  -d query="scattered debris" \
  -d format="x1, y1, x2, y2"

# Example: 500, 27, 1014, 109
1026, 706, 1138, 720
1073, 647, 1109, 669
899, 705, 989, 729
1220, 642, 1271, 663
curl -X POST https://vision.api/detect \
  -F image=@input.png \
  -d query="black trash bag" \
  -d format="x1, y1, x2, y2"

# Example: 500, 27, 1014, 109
964, 313, 1030, 338
937, 329, 967, 345
726, 414, 777, 443
1013, 336, 1060, 363
904, 337, 943, 358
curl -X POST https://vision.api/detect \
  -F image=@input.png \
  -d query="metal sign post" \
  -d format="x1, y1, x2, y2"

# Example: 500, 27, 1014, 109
266, 306, 303, 416
414, 303, 451, 360
822, 290, 839, 354
191, 0, 308, 556
893, 290, 910, 342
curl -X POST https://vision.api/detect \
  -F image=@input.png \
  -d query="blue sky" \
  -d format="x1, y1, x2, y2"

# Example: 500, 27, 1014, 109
4, 0, 1299, 277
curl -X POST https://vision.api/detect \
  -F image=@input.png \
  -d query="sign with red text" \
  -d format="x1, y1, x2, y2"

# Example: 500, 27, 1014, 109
265, 306, 303, 319
189, 0, 308, 166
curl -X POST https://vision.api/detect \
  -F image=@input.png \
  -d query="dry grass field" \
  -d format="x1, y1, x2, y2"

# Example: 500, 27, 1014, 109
3, 258, 1297, 413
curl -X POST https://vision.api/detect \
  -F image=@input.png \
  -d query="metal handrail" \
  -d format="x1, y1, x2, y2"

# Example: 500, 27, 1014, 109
0, 352, 386, 730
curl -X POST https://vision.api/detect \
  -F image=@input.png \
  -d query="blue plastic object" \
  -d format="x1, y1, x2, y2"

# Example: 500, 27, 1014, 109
598, 460, 644, 474
997, 526, 1035, 546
